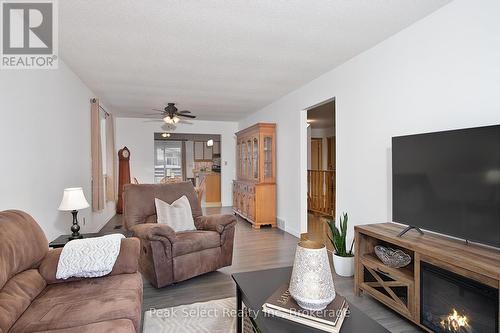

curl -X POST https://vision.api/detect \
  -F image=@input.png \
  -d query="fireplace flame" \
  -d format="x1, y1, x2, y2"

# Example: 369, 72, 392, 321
440, 309, 469, 332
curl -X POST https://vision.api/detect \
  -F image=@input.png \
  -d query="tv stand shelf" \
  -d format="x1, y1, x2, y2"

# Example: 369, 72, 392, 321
354, 223, 500, 333
361, 253, 414, 281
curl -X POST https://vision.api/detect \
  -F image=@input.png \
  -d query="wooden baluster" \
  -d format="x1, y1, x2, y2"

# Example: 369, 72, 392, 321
307, 170, 335, 217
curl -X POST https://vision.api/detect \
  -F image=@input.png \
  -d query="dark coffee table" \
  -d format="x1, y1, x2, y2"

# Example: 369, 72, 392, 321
232, 267, 390, 333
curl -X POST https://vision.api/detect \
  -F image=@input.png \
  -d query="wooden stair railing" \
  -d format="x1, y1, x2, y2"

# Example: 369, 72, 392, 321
307, 169, 335, 217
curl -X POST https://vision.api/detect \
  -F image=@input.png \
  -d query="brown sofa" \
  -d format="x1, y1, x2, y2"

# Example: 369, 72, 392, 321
123, 182, 236, 288
0, 210, 143, 333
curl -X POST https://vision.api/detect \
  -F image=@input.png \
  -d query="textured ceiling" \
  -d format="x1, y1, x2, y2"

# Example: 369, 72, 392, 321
60, 0, 451, 120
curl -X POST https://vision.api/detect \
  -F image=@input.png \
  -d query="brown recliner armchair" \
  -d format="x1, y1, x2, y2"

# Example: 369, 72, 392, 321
123, 182, 236, 288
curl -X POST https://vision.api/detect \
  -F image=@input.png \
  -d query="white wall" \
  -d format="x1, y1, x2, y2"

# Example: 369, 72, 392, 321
115, 118, 238, 206
0, 61, 116, 241
239, 0, 500, 238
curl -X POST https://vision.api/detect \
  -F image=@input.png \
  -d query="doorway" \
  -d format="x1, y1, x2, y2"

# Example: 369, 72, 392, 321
154, 140, 183, 182
154, 133, 222, 208
305, 99, 335, 245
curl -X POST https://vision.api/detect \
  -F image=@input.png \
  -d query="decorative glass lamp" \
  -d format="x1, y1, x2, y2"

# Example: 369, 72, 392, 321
289, 240, 336, 311
58, 187, 90, 239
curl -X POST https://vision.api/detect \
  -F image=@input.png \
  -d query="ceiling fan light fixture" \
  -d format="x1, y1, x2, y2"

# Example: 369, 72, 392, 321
153, 103, 196, 123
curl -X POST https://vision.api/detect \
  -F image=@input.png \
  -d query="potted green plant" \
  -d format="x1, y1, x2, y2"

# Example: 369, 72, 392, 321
325, 213, 355, 277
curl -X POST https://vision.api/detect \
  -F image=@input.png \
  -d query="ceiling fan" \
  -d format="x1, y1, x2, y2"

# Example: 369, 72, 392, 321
149, 103, 196, 124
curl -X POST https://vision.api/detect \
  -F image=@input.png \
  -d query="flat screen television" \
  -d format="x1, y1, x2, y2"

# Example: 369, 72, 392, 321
392, 125, 500, 247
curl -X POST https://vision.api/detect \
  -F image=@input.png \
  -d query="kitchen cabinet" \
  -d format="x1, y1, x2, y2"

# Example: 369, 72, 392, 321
194, 141, 205, 161
194, 141, 214, 161
213, 141, 220, 154
203, 144, 213, 160
205, 173, 221, 203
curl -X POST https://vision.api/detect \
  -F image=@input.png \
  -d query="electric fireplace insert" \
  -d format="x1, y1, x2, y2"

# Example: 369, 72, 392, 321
421, 262, 498, 333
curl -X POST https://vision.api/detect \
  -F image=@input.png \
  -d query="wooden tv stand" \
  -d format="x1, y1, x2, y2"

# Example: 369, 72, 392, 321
354, 223, 500, 332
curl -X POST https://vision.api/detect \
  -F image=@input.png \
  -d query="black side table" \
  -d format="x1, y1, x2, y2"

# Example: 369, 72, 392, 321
49, 232, 101, 248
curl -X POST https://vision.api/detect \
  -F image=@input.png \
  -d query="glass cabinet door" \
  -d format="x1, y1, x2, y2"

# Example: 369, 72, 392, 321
241, 140, 246, 178
236, 142, 240, 178
263, 136, 273, 181
246, 139, 252, 179
253, 137, 259, 179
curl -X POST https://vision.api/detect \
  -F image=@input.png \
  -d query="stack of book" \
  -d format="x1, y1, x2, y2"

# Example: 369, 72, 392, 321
262, 284, 349, 332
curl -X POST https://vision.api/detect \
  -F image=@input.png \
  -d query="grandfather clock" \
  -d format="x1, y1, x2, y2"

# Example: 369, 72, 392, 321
117, 146, 131, 214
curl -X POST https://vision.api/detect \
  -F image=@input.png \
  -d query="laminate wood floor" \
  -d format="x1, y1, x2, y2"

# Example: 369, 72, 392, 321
103, 207, 423, 332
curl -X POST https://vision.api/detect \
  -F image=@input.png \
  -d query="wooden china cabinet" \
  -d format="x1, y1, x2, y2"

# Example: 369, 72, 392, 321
233, 123, 276, 228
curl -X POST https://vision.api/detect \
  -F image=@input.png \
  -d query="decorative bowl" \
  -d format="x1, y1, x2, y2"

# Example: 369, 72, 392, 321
374, 245, 411, 268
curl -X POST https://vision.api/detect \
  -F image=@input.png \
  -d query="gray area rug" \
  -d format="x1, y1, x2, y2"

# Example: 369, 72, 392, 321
143, 297, 237, 333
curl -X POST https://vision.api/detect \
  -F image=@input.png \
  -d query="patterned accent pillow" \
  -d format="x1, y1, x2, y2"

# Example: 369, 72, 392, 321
155, 196, 196, 232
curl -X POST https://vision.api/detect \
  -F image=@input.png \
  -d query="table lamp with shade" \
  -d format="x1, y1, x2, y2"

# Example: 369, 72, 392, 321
58, 187, 90, 240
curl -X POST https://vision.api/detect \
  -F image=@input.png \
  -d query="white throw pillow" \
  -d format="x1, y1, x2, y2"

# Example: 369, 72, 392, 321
155, 196, 196, 232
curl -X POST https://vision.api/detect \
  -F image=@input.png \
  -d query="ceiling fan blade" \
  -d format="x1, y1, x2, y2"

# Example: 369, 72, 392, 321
178, 114, 196, 118
178, 110, 191, 114
152, 109, 166, 112
141, 116, 164, 120
142, 119, 164, 123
